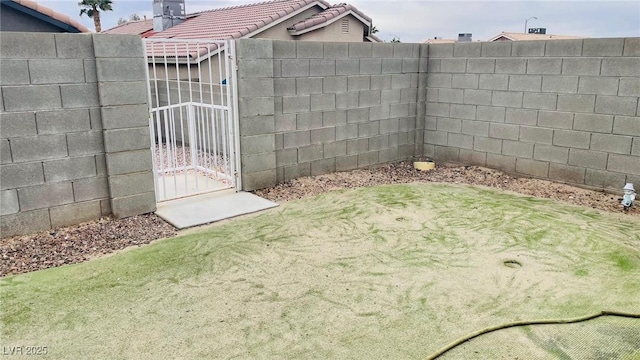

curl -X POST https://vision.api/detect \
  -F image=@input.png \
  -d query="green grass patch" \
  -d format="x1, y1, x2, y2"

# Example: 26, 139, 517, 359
608, 250, 640, 271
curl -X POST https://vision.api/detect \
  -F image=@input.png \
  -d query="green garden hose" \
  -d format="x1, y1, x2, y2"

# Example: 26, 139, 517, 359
425, 310, 640, 360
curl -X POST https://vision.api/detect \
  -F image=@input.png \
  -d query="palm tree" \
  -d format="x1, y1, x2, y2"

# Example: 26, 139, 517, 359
78, 0, 113, 32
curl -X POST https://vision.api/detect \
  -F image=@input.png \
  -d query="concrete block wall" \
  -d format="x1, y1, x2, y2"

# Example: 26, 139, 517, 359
2, 36, 635, 237
424, 38, 640, 190
94, 34, 156, 219
236, 39, 427, 190
1, 33, 154, 238
236, 37, 637, 191
236, 39, 278, 191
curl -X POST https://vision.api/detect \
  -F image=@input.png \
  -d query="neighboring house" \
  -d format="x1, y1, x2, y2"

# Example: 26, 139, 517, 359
0, 0, 89, 33
423, 33, 476, 44
488, 31, 586, 42
103, 0, 380, 43
104, 0, 380, 87
104, 17, 154, 37
423, 37, 457, 44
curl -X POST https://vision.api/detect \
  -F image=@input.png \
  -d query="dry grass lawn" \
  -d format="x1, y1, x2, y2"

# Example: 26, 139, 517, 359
1, 184, 639, 359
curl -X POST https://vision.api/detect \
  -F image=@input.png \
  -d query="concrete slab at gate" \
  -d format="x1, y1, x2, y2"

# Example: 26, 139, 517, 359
155, 190, 278, 229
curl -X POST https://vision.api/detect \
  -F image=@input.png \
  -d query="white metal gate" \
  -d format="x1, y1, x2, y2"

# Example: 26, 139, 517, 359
144, 39, 240, 202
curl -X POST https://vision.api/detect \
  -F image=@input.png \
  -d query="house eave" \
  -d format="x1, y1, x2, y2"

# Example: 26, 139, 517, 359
2, 0, 84, 33
488, 34, 515, 42
241, 1, 329, 39
287, 10, 371, 36
364, 35, 380, 43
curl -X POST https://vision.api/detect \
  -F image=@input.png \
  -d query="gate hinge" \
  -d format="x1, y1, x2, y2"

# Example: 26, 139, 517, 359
228, 54, 239, 70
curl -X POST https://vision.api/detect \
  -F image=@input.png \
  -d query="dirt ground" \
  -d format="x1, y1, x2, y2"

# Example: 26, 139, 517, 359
1, 161, 637, 277
255, 162, 638, 214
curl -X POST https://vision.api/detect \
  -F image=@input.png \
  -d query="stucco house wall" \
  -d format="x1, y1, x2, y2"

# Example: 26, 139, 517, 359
0, 0, 88, 33
0, 5, 65, 32
252, 7, 319, 41
148, 55, 228, 91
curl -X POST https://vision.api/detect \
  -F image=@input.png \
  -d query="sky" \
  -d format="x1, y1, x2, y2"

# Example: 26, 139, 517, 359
38, 0, 640, 43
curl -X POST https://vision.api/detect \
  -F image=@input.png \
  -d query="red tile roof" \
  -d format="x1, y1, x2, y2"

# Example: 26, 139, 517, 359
102, 19, 154, 36
8, 0, 90, 32
104, 0, 331, 39
287, 2, 371, 34
148, 0, 329, 40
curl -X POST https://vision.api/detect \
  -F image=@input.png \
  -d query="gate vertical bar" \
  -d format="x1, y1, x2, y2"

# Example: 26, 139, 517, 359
207, 43, 220, 182
143, 42, 160, 201
188, 103, 197, 186
220, 43, 229, 187
228, 40, 242, 191
174, 42, 188, 196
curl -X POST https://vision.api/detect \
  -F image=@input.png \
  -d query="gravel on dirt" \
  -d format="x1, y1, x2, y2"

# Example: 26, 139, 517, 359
2, 161, 637, 277
257, 162, 638, 216
1, 215, 177, 277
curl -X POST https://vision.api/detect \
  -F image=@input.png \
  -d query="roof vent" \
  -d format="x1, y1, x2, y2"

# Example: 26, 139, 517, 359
153, 0, 186, 32
458, 33, 472, 42
341, 18, 349, 33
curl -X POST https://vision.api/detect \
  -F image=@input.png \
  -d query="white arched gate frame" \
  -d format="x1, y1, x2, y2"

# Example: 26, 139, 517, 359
143, 39, 241, 202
